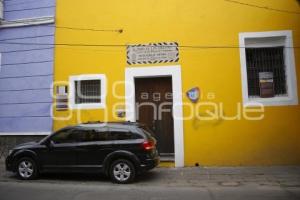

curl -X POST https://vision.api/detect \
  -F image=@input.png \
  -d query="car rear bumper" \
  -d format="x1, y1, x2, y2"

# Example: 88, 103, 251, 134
140, 156, 160, 171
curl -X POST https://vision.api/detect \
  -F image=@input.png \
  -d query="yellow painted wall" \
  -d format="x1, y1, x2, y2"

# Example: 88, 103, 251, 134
54, 0, 300, 166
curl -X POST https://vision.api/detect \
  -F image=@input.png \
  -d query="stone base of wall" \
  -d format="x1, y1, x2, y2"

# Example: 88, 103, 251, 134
0, 136, 45, 159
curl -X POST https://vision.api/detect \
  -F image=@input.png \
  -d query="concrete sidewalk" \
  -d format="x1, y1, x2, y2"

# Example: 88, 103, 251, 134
1, 159, 300, 188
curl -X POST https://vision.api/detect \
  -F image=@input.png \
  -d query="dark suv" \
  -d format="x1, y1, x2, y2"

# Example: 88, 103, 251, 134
6, 122, 159, 183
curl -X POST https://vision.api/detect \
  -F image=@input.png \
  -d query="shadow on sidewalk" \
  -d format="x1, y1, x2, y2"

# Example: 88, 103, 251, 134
3, 170, 160, 184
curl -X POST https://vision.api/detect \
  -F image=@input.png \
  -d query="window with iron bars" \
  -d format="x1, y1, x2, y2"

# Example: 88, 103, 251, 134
75, 80, 101, 104
245, 47, 287, 98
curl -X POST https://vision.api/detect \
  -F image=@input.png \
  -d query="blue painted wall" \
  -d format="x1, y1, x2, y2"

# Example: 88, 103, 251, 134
4, 0, 55, 21
0, 0, 55, 132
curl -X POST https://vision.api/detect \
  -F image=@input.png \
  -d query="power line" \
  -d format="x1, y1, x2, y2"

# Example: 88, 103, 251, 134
0, 41, 299, 49
5, 0, 50, 7
0, 34, 54, 42
0, 116, 51, 119
0, 41, 123, 47
4, 0, 17, 1
0, 74, 52, 80
224, 0, 300, 15
3, 19, 123, 33
0, 101, 52, 106
1, 47, 53, 54
54, 25, 123, 33
179, 45, 299, 49
4, 6, 55, 12
0, 87, 51, 92
1, 60, 53, 66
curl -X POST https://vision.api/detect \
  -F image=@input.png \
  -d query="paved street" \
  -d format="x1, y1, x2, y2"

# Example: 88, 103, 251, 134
0, 160, 300, 200
1, 181, 300, 200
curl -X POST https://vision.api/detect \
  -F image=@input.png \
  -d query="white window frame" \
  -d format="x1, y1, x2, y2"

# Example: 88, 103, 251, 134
0, 0, 3, 21
69, 74, 106, 110
239, 30, 298, 106
0, 16, 55, 28
0, 132, 51, 136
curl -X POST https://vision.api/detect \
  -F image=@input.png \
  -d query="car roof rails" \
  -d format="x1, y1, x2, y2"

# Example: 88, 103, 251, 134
82, 121, 102, 124
80, 120, 145, 126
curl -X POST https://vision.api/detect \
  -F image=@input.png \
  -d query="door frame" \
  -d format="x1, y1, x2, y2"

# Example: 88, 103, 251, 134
125, 65, 184, 167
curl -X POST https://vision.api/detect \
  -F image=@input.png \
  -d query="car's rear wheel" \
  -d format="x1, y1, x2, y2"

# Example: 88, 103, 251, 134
16, 157, 38, 180
109, 159, 135, 184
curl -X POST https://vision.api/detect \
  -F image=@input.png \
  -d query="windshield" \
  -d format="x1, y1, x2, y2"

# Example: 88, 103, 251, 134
39, 127, 70, 144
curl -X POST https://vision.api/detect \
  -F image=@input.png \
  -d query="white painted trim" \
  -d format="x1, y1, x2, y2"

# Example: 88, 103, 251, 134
0, 16, 54, 28
69, 74, 107, 110
0, 132, 51, 136
239, 30, 298, 107
125, 65, 184, 167
0, 0, 3, 21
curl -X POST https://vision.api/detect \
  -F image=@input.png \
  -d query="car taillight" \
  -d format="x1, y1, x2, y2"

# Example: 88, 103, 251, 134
142, 141, 155, 150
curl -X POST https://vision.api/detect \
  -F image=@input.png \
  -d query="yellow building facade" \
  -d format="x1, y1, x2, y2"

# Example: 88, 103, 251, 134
53, 0, 300, 167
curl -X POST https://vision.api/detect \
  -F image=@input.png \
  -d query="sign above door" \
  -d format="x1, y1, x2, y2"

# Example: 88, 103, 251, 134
127, 42, 179, 65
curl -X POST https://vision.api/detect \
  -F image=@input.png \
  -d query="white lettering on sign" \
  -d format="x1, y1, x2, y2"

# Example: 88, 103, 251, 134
127, 42, 179, 65
139, 92, 173, 101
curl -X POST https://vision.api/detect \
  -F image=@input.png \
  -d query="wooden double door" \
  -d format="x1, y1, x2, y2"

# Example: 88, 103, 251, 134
135, 77, 174, 155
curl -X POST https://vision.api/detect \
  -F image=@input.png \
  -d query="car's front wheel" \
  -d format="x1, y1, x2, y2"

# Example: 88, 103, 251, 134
110, 159, 135, 184
16, 157, 38, 180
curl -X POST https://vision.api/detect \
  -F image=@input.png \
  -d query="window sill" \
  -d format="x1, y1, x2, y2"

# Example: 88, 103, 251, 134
244, 96, 298, 107
70, 103, 106, 110
0, 132, 51, 136
0, 16, 54, 28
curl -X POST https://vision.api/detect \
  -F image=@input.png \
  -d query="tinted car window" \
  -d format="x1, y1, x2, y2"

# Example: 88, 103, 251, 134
75, 129, 91, 142
87, 128, 109, 142
63, 127, 110, 143
108, 128, 142, 140
139, 126, 155, 139
51, 129, 78, 144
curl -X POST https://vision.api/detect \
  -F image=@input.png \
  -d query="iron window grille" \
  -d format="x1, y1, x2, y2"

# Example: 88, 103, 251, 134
245, 47, 287, 98
75, 80, 101, 104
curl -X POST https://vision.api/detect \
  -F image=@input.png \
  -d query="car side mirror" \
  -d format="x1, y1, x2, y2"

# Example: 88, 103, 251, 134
45, 140, 55, 148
